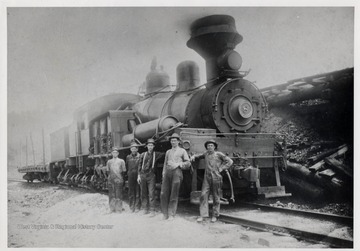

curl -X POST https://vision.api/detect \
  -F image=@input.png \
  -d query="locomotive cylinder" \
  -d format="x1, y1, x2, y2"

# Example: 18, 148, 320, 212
122, 115, 179, 146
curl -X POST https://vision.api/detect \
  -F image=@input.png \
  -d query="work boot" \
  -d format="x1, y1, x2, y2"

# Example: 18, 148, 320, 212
168, 216, 175, 221
197, 217, 204, 223
162, 215, 169, 220
211, 217, 217, 223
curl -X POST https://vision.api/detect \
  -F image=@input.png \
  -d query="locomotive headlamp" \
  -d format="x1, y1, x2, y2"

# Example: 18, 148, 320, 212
237, 97, 253, 119
229, 96, 254, 123
217, 50, 242, 71
182, 140, 191, 150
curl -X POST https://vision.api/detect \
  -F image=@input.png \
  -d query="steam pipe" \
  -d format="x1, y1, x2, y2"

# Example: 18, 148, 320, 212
225, 170, 235, 203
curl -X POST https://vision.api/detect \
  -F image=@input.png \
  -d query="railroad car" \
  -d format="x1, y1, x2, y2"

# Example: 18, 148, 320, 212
18, 15, 290, 203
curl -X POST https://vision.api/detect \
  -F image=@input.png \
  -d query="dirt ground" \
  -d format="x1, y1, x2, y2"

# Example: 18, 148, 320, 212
8, 170, 332, 249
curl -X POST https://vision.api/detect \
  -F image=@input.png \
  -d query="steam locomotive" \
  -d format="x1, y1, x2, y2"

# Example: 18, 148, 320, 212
19, 15, 290, 203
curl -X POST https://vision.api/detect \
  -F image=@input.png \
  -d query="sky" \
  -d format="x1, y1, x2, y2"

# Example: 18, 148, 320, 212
3, 3, 356, 164
7, 6, 354, 115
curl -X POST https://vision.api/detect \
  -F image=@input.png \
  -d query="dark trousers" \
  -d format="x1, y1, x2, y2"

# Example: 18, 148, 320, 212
128, 172, 141, 211
140, 172, 156, 213
200, 175, 222, 217
108, 177, 123, 213
160, 168, 183, 218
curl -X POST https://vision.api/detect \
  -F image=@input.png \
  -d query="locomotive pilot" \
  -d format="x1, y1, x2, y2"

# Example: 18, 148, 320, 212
137, 138, 164, 217
106, 147, 126, 213
191, 139, 233, 223
126, 142, 141, 213
160, 133, 190, 220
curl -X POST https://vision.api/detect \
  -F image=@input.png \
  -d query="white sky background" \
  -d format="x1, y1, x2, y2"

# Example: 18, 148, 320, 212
7, 7, 354, 115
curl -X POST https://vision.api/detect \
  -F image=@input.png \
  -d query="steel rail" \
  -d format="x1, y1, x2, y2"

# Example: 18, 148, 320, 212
8, 178, 40, 183
219, 213, 353, 248
239, 202, 353, 226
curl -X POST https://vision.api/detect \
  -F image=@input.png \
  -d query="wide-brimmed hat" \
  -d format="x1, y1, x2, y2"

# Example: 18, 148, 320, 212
112, 147, 119, 153
204, 139, 218, 150
146, 138, 156, 146
169, 133, 181, 141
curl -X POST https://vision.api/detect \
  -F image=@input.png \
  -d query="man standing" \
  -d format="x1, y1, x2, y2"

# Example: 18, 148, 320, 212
161, 133, 190, 220
191, 139, 233, 223
137, 138, 164, 217
106, 147, 126, 213
126, 142, 141, 213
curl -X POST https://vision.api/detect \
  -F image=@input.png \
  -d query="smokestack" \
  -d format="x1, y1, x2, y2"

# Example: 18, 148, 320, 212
187, 15, 243, 82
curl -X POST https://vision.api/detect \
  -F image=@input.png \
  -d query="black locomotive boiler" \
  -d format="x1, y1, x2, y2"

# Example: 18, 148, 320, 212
19, 15, 290, 203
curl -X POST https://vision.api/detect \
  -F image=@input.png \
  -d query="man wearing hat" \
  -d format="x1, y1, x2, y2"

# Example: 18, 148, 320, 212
137, 138, 164, 216
126, 142, 141, 213
106, 147, 126, 213
191, 139, 233, 223
160, 133, 190, 220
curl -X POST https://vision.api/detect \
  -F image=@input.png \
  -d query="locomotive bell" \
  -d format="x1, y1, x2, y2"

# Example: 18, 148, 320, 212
187, 15, 243, 81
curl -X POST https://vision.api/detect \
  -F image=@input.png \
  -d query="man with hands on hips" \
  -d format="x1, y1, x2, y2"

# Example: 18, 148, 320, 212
191, 139, 233, 223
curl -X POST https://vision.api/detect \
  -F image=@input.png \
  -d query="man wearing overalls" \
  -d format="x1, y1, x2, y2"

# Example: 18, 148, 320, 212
191, 140, 233, 223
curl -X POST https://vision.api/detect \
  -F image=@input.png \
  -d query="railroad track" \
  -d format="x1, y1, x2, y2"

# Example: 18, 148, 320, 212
218, 213, 353, 248
239, 202, 353, 226
177, 202, 352, 248
8, 178, 40, 183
